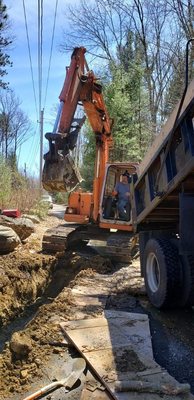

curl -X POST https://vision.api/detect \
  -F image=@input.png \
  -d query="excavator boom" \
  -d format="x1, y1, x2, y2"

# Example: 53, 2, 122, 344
42, 47, 113, 193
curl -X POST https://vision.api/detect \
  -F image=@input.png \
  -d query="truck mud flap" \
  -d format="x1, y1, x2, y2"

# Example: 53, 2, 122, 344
179, 193, 194, 254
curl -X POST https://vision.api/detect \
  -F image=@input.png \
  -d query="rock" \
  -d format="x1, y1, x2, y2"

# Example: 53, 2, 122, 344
52, 347, 61, 354
5, 360, 13, 370
22, 214, 40, 224
20, 369, 28, 379
0, 216, 35, 240
34, 358, 42, 367
0, 225, 21, 253
10, 332, 32, 360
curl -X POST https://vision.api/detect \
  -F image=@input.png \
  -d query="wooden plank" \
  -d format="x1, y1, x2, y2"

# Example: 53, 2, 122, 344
60, 312, 158, 399
60, 311, 193, 399
138, 79, 194, 177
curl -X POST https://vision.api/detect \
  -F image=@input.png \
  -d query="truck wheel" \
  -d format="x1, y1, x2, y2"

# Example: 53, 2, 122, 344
143, 238, 181, 309
179, 255, 194, 307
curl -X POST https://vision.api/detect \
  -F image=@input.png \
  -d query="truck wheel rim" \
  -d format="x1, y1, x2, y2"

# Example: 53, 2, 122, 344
146, 252, 160, 293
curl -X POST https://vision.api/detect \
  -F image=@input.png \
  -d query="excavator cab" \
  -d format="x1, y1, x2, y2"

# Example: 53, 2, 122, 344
64, 162, 138, 228
99, 162, 138, 229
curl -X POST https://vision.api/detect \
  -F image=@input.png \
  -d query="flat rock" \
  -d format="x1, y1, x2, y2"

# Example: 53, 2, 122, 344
0, 225, 21, 253
0, 215, 35, 240
22, 214, 40, 224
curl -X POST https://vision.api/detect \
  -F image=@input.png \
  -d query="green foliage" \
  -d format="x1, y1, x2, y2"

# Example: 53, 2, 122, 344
80, 34, 152, 189
54, 192, 69, 204
105, 63, 151, 162
0, 156, 11, 208
80, 125, 96, 191
30, 201, 50, 220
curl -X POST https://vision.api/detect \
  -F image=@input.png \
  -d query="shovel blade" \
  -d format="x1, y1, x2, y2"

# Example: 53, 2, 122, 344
64, 358, 86, 389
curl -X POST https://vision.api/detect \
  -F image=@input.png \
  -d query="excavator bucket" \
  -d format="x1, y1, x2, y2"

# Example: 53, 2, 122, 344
42, 154, 83, 192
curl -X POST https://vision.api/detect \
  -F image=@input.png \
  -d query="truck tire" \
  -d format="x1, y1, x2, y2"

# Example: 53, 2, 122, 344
178, 255, 194, 307
143, 238, 181, 309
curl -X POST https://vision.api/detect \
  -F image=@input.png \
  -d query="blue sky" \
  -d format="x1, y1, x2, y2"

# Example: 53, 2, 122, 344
5, 0, 77, 177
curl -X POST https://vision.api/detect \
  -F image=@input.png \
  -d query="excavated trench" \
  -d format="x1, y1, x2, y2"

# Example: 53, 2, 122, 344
1, 212, 194, 399
0, 215, 122, 399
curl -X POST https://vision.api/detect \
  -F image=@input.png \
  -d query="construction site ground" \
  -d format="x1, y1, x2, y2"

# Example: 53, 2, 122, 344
1, 205, 194, 399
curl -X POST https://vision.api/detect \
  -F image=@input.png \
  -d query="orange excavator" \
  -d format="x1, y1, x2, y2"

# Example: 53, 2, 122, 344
42, 47, 138, 257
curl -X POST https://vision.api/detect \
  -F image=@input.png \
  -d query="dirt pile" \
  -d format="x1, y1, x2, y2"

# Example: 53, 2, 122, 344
0, 215, 62, 327
0, 251, 55, 326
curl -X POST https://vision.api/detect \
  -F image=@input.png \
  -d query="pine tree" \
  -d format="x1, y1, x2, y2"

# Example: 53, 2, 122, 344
0, 0, 12, 88
105, 32, 151, 162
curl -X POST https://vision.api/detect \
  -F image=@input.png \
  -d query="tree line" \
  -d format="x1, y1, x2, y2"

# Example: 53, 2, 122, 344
61, 0, 194, 186
1, 0, 194, 194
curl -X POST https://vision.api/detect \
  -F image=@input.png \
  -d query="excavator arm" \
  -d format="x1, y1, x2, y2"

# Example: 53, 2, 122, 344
42, 47, 113, 193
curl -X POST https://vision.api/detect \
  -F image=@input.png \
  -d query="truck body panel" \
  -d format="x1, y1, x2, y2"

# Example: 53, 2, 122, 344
131, 80, 194, 233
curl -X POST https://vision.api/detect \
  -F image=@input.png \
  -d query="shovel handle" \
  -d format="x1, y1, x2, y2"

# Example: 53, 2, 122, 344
22, 358, 86, 400
22, 381, 62, 400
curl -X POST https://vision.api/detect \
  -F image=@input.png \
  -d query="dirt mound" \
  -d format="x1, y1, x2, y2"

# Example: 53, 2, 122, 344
0, 216, 60, 327
0, 250, 55, 326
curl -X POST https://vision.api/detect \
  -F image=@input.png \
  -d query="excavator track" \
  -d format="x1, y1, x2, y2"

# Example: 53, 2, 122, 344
42, 224, 79, 253
106, 233, 138, 263
42, 224, 138, 263
42, 224, 106, 253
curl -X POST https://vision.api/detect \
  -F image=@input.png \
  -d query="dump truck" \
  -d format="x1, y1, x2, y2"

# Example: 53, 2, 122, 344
130, 39, 194, 309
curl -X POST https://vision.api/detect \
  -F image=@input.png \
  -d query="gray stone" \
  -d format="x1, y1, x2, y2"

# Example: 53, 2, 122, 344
22, 214, 40, 224
0, 216, 35, 240
0, 225, 21, 253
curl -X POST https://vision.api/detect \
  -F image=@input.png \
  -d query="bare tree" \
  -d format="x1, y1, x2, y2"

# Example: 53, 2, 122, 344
167, 0, 194, 82
168, 0, 194, 39
61, 0, 128, 61
0, 89, 31, 158
118, 0, 187, 134
61, 0, 185, 138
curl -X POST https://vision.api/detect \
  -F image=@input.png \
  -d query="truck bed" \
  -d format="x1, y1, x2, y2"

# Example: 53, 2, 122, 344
132, 79, 194, 231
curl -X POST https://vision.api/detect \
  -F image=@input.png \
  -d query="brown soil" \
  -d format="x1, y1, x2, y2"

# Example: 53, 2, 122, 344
0, 213, 144, 399
0, 217, 57, 326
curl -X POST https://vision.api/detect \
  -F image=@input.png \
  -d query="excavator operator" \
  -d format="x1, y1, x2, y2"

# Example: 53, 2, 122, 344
113, 172, 131, 220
